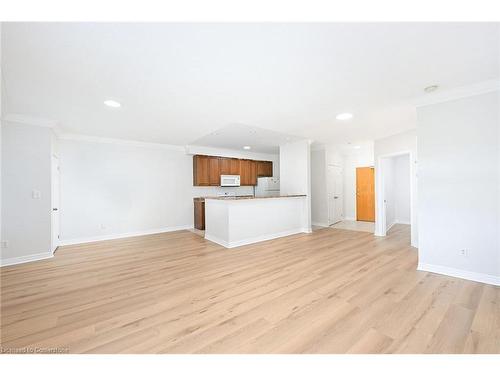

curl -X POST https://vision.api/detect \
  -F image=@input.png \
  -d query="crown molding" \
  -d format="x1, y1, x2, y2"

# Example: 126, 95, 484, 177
414, 79, 500, 107
58, 133, 186, 151
1, 113, 59, 128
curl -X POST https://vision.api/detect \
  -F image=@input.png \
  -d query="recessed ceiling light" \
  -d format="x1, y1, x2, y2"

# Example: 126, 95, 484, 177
336, 113, 353, 121
104, 99, 121, 108
243, 146, 251, 150
424, 85, 439, 93
353, 145, 361, 149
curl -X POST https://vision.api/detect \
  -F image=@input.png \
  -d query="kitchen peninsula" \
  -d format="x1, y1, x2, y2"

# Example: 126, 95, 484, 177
204, 195, 310, 248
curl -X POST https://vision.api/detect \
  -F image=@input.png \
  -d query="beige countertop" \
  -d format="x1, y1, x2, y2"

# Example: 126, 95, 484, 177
194, 194, 306, 201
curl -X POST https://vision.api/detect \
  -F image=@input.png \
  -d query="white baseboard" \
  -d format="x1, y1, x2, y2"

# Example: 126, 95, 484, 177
205, 228, 309, 249
59, 225, 194, 246
204, 234, 230, 248
395, 220, 411, 225
418, 262, 500, 286
1, 252, 53, 267
386, 221, 397, 231
312, 222, 329, 228
343, 217, 356, 221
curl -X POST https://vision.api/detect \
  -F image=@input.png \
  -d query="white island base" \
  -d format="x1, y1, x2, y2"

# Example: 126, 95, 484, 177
204, 195, 310, 248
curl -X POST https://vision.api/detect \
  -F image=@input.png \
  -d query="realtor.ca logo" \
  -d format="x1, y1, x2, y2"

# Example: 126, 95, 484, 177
1, 346, 69, 354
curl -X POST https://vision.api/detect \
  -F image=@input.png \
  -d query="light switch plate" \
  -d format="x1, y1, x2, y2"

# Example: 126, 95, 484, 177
32, 190, 41, 199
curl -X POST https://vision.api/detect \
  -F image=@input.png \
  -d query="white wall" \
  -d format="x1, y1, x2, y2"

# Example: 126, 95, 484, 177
280, 140, 312, 231
417, 91, 499, 284
382, 157, 396, 228
1, 122, 55, 264
311, 149, 328, 226
394, 154, 411, 224
374, 129, 418, 247
58, 137, 276, 244
0, 23, 3, 248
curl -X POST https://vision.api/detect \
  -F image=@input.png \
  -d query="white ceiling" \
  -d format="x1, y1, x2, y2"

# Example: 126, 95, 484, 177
191, 123, 304, 154
2, 23, 499, 147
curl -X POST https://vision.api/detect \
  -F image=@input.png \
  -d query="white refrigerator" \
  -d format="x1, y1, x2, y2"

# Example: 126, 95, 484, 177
255, 177, 280, 197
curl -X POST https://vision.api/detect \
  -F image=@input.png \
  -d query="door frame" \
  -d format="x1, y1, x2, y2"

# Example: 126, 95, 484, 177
51, 154, 60, 254
327, 164, 343, 225
374, 150, 413, 240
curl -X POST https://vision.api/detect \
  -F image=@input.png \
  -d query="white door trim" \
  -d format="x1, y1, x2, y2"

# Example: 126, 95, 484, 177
51, 154, 60, 254
374, 150, 413, 240
327, 165, 343, 225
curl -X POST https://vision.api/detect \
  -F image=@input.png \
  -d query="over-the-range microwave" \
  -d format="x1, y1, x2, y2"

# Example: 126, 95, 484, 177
220, 175, 240, 187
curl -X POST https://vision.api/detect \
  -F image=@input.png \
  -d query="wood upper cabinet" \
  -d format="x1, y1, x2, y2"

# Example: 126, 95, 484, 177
219, 157, 231, 175
193, 155, 210, 186
229, 158, 240, 175
208, 157, 220, 186
219, 157, 240, 176
250, 160, 257, 185
240, 159, 257, 186
193, 155, 265, 186
257, 161, 273, 177
239, 159, 249, 185
193, 155, 220, 186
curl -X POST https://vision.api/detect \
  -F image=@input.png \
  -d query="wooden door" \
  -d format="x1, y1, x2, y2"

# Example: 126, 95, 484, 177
356, 167, 375, 222
193, 155, 209, 186
208, 157, 220, 186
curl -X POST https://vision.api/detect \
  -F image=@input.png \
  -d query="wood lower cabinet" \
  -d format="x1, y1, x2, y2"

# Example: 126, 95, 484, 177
193, 155, 270, 186
194, 198, 205, 230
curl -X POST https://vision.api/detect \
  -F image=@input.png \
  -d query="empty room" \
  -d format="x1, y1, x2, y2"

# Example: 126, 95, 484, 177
1, 1, 499, 372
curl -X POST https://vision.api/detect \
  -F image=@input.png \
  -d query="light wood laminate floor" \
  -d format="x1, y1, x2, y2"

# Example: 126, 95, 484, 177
1, 225, 498, 354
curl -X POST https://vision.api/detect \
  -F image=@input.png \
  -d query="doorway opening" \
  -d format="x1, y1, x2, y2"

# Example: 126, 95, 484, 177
328, 165, 376, 234
377, 152, 411, 241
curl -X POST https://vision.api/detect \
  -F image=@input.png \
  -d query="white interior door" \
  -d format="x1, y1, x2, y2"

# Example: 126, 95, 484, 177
51, 155, 60, 253
327, 165, 343, 225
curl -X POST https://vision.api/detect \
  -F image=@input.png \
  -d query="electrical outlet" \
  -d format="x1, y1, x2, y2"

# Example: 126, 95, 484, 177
1, 240, 8, 248
460, 249, 468, 257
100, 224, 107, 230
